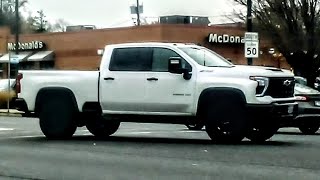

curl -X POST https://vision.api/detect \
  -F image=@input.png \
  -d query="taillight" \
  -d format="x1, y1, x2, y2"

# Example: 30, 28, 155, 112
16, 73, 23, 94
295, 96, 308, 101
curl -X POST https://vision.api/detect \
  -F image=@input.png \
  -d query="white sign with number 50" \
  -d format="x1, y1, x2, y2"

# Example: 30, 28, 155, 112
245, 42, 259, 58
244, 32, 259, 58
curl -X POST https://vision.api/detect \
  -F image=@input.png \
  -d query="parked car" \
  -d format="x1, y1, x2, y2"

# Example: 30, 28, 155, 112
15, 42, 297, 143
280, 77, 320, 135
0, 79, 16, 109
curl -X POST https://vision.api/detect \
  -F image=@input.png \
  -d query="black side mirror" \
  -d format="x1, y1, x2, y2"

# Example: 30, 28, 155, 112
168, 57, 192, 80
168, 57, 183, 74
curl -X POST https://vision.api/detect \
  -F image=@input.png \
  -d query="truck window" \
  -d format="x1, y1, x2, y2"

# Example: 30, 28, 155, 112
152, 47, 191, 72
152, 48, 181, 72
109, 47, 152, 71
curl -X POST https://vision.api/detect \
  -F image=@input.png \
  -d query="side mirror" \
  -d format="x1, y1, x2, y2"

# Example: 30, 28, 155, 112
168, 57, 192, 80
168, 57, 183, 74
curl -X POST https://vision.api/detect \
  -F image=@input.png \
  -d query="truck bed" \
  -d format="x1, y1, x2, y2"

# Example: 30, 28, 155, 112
18, 70, 100, 112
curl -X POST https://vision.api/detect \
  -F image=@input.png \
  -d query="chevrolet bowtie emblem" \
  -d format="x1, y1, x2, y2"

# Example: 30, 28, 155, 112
283, 80, 292, 86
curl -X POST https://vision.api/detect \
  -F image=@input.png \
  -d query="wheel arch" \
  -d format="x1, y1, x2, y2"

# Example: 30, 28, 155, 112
196, 87, 247, 118
35, 87, 79, 115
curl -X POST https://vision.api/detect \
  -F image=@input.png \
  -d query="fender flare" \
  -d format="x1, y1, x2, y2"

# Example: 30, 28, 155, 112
35, 87, 79, 114
196, 87, 247, 118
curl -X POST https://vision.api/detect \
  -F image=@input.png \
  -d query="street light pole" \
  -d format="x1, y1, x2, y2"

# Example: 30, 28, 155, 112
247, 0, 253, 65
14, 0, 19, 77
15, 0, 19, 55
136, 0, 140, 26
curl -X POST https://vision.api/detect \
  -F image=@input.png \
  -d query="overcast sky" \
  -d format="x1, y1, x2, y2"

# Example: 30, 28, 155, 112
24, 0, 243, 28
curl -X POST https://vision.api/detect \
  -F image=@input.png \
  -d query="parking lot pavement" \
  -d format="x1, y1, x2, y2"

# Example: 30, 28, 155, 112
0, 116, 320, 180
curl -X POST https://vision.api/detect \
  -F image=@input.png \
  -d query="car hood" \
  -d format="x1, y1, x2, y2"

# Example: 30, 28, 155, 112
198, 65, 294, 78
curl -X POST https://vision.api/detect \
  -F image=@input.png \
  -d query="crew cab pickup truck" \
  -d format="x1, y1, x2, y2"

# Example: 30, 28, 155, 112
15, 42, 298, 143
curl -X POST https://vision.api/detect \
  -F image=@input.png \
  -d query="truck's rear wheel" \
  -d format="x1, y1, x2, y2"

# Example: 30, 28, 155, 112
86, 116, 120, 138
39, 95, 77, 139
205, 94, 248, 143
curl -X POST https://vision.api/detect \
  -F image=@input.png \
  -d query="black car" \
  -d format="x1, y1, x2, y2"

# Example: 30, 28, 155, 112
281, 77, 320, 134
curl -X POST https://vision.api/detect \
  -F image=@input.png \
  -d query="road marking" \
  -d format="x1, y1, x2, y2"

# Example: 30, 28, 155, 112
0, 128, 14, 131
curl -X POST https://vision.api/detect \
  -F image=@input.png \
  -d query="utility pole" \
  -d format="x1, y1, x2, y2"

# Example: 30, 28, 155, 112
247, 0, 253, 65
15, 0, 19, 77
15, 0, 19, 55
136, 0, 140, 26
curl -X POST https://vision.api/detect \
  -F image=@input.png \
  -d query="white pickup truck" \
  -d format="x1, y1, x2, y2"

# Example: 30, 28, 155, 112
14, 42, 298, 143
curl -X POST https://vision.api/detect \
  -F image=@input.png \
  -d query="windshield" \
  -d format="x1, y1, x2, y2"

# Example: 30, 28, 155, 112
178, 46, 234, 67
295, 83, 320, 95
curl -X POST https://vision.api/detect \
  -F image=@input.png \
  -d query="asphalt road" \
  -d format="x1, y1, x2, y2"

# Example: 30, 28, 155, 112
0, 117, 320, 180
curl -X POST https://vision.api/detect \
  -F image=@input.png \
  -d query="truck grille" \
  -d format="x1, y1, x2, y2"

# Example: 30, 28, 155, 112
264, 77, 295, 98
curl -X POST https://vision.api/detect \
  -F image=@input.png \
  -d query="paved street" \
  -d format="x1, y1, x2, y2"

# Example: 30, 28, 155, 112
0, 117, 320, 180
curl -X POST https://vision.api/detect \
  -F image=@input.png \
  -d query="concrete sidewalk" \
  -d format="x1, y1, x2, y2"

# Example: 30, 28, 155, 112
0, 109, 22, 117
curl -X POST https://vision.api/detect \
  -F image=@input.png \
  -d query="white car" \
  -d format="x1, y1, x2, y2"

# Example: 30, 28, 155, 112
14, 42, 298, 143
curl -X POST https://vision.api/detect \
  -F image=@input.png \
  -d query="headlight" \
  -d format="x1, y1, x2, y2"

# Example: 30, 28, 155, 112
249, 76, 269, 97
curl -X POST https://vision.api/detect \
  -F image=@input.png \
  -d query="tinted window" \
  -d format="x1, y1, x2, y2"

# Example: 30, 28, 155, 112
178, 46, 233, 67
152, 48, 180, 72
109, 47, 152, 71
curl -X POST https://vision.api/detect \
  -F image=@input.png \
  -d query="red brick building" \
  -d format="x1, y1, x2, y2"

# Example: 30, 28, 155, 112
0, 24, 290, 78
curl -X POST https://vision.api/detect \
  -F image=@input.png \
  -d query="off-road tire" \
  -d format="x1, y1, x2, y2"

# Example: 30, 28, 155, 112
39, 94, 77, 139
86, 116, 120, 138
204, 92, 248, 144
246, 117, 279, 143
299, 124, 320, 135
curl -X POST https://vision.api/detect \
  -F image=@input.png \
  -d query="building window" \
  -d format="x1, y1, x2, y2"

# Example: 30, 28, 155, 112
9, 64, 18, 78
0, 63, 3, 78
20, 62, 35, 70
40, 61, 55, 69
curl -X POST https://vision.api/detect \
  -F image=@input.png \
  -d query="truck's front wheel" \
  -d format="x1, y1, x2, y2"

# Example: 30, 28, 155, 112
246, 118, 279, 143
204, 94, 248, 143
86, 116, 120, 138
298, 123, 320, 135
39, 95, 77, 139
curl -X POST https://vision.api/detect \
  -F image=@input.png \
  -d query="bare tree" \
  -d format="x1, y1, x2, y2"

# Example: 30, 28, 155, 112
48, 18, 70, 32
234, 0, 320, 86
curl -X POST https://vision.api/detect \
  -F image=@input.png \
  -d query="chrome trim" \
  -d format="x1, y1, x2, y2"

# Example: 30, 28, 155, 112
273, 102, 298, 106
295, 114, 320, 119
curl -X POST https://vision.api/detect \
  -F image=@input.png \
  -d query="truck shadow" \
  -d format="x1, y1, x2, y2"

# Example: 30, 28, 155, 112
23, 135, 297, 147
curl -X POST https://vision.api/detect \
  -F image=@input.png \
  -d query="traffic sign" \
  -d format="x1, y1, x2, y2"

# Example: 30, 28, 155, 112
244, 32, 259, 58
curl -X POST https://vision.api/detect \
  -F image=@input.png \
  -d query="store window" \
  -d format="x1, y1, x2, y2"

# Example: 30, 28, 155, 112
20, 62, 35, 70
9, 64, 18, 78
40, 61, 55, 69
0, 63, 3, 78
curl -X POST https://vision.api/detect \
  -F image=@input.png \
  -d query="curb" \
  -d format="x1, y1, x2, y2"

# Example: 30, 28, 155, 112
0, 113, 22, 117
0, 109, 23, 117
